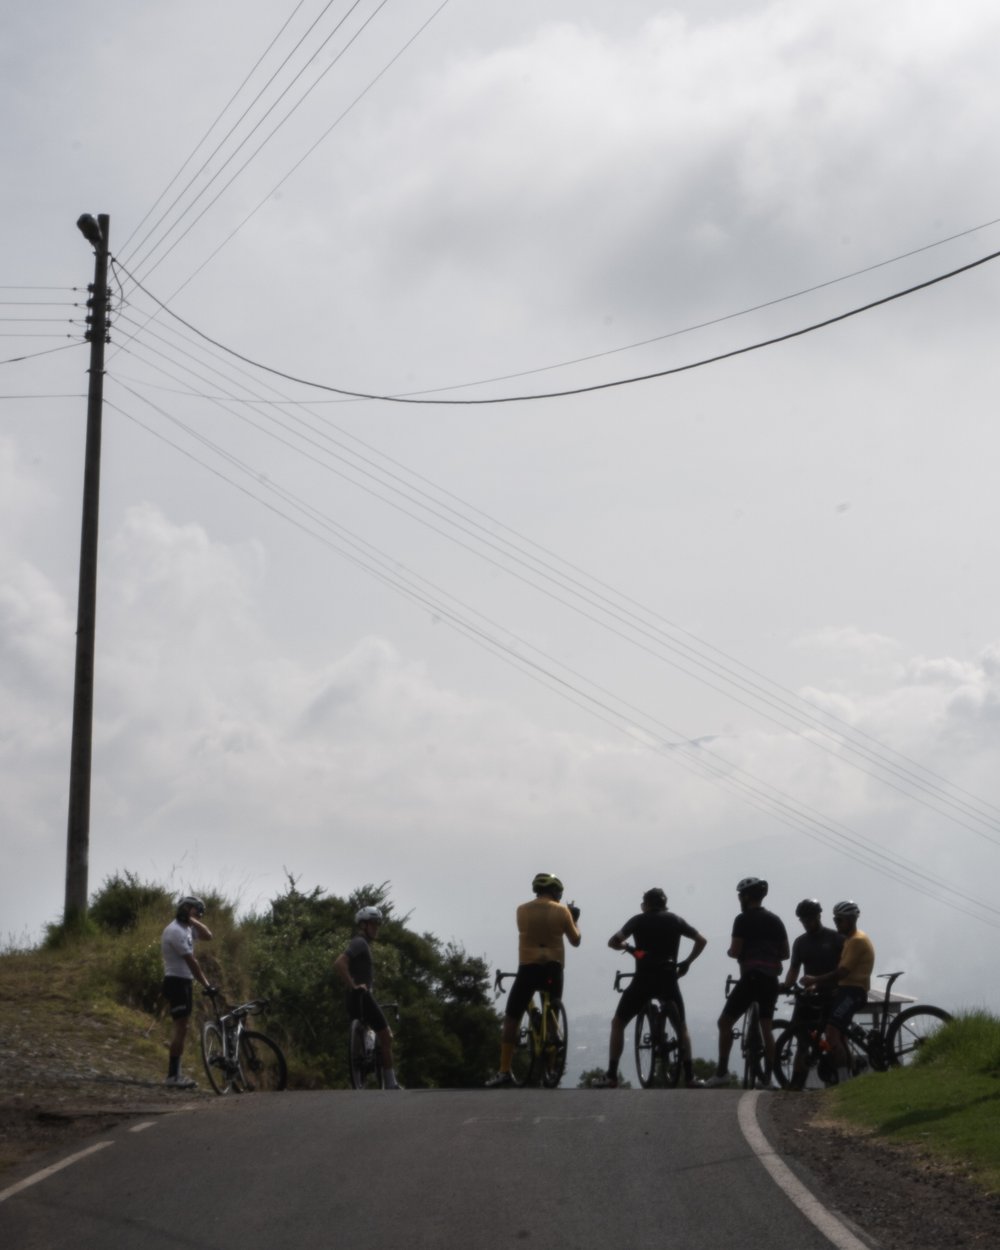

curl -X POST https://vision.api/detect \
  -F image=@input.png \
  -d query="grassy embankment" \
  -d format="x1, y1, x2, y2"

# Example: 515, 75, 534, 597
824, 1011, 1000, 1194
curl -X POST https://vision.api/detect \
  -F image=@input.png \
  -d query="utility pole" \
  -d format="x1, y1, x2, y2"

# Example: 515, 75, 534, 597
64, 212, 110, 927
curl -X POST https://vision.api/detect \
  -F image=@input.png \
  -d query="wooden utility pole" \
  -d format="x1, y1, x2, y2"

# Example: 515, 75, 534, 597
64, 212, 110, 927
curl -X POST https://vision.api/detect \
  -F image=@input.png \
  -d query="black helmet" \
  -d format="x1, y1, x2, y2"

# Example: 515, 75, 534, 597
642, 887, 667, 910
795, 898, 822, 918
832, 899, 860, 920
736, 877, 768, 898
177, 895, 206, 921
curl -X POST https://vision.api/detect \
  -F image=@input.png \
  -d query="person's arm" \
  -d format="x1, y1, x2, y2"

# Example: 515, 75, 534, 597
189, 916, 213, 941
727, 935, 743, 961
564, 907, 582, 948
607, 929, 627, 951
781, 960, 801, 991
677, 932, 707, 977
182, 952, 213, 989
333, 950, 368, 992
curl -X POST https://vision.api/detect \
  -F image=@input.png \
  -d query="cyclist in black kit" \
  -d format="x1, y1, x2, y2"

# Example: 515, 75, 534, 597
780, 898, 844, 1090
705, 877, 789, 1088
593, 887, 707, 1089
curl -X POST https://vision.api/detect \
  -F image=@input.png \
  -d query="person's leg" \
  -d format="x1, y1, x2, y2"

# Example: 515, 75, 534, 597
607, 1016, 625, 1076
168, 1016, 188, 1074
714, 1013, 734, 1076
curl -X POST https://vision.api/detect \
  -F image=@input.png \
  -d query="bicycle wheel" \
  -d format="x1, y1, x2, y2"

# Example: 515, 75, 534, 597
658, 1005, 683, 1088
539, 1001, 568, 1088
510, 1008, 537, 1087
201, 1022, 235, 1095
886, 1005, 951, 1067
773, 1025, 822, 1089
634, 1005, 658, 1088
742, 1002, 765, 1089
238, 1031, 287, 1091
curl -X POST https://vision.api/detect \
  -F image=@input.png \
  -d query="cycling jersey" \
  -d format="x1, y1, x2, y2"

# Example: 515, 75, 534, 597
343, 934, 375, 990
790, 926, 844, 978
516, 897, 580, 966
161, 918, 196, 979
732, 906, 788, 976
838, 929, 875, 992
620, 910, 699, 974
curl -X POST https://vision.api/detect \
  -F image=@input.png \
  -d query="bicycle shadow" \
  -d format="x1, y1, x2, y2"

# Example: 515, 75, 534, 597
875, 1088, 1000, 1134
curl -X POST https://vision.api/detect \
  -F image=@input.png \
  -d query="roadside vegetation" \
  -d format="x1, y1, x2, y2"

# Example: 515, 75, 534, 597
825, 1011, 1000, 1194
3, 871, 500, 1091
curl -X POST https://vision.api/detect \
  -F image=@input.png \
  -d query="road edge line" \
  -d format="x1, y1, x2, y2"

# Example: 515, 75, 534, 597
738, 1092, 872, 1250
0, 1141, 114, 1205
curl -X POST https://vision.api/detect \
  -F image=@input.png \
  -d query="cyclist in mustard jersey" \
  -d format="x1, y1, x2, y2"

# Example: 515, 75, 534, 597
486, 872, 581, 1087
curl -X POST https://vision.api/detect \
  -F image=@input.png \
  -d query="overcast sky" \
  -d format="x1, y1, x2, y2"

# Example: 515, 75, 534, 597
3, 1, 1000, 1056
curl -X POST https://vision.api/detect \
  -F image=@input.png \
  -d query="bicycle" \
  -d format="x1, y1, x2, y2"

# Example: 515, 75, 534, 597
493, 969, 568, 1088
613, 954, 682, 1089
773, 972, 952, 1089
724, 974, 790, 1089
347, 996, 400, 1090
201, 988, 288, 1094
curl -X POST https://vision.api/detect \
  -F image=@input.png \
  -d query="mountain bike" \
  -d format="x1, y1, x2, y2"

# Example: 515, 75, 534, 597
348, 996, 400, 1089
201, 988, 288, 1094
613, 956, 682, 1088
773, 972, 952, 1089
494, 969, 568, 1088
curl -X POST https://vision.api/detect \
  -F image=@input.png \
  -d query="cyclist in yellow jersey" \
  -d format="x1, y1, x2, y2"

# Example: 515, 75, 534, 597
486, 873, 581, 1087
802, 899, 875, 1083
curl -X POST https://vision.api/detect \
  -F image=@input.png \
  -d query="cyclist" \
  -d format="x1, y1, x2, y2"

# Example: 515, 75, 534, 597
485, 872, 581, 1088
802, 899, 875, 1084
780, 898, 844, 1090
705, 876, 789, 1088
593, 886, 707, 1089
161, 895, 215, 1088
333, 906, 402, 1090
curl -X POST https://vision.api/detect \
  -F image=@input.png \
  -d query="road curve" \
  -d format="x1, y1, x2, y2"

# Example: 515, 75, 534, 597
0, 1088, 872, 1249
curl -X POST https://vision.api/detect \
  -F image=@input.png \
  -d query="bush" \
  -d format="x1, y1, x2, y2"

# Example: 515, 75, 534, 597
115, 939, 164, 1013
89, 872, 172, 934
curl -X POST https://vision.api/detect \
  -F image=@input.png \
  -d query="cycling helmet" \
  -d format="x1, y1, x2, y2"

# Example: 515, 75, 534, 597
643, 887, 668, 910
832, 899, 861, 920
795, 898, 822, 918
532, 872, 564, 896
355, 906, 383, 925
736, 877, 768, 898
176, 895, 206, 920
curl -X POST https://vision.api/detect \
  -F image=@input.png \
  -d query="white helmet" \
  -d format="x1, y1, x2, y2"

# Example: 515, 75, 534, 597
355, 906, 383, 925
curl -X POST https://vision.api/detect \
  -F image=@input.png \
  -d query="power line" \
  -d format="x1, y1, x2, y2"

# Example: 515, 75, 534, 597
108, 321, 1000, 845
103, 388, 1000, 930
112, 244, 1000, 405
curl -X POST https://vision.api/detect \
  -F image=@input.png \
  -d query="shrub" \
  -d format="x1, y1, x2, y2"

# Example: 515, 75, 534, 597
89, 872, 172, 934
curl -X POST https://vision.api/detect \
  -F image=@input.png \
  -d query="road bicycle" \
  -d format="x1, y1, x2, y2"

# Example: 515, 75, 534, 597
348, 995, 400, 1090
724, 975, 790, 1089
613, 956, 682, 1088
201, 988, 288, 1094
773, 972, 952, 1089
494, 969, 568, 1088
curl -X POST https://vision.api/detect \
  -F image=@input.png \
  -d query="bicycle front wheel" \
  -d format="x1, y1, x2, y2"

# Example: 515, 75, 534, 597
886, 1005, 951, 1067
238, 1031, 287, 1092
538, 1001, 568, 1088
742, 1002, 765, 1089
634, 1005, 658, 1088
202, 1022, 235, 1095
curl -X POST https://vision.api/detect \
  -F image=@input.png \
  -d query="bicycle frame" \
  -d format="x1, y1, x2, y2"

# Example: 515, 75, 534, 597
494, 969, 567, 1088
202, 990, 286, 1094
348, 995, 399, 1090
614, 966, 683, 1088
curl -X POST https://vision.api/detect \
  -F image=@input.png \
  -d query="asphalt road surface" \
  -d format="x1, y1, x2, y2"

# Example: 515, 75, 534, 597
0, 1089, 870, 1249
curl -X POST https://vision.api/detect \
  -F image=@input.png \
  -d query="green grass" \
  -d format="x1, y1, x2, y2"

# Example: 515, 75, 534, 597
826, 1011, 1000, 1194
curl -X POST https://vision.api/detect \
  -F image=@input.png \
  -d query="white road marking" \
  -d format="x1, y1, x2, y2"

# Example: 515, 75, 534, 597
129, 1121, 157, 1133
532, 1115, 606, 1124
738, 1092, 872, 1250
0, 1141, 114, 1205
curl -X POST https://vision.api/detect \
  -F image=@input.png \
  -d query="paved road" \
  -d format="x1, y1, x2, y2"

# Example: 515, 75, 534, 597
0, 1089, 867, 1249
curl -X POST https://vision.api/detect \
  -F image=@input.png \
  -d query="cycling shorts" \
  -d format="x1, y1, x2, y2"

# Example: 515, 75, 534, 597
723, 971, 780, 1022
827, 986, 867, 1031
615, 973, 685, 1026
347, 989, 389, 1034
162, 975, 194, 1020
505, 961, 563, 1022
